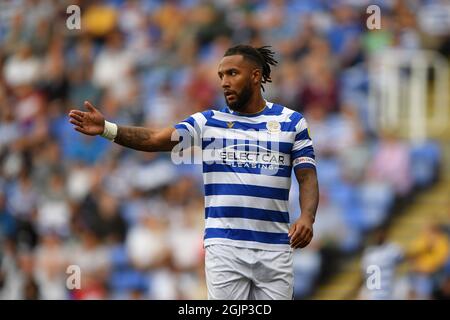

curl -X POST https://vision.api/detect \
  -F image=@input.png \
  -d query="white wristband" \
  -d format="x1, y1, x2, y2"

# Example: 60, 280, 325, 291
101, 120, 118, 141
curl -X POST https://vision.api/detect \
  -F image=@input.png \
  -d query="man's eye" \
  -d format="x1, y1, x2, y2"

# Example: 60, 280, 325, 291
231, 71, 237, 76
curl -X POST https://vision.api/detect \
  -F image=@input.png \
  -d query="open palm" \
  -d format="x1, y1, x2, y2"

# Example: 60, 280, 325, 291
69, 101, 105, 136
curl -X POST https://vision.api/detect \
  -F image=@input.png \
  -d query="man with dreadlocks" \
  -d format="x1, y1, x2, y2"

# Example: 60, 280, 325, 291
68, 44, 319, 300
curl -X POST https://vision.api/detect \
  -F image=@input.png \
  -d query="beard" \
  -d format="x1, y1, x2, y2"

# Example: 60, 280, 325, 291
225, 82, 253, 112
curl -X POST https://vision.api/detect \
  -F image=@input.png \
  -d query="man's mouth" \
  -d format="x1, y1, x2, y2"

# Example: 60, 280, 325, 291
224, 91, 237, 100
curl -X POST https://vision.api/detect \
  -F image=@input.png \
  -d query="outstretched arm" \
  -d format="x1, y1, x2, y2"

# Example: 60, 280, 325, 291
114, 126, 176, 152
68, 101, 177, 152
288, 167, 319, 249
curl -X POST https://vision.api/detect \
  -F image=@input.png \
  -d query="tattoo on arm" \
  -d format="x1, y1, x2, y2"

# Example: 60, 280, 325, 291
297, 169, 319, 223
114, 126, 155, 152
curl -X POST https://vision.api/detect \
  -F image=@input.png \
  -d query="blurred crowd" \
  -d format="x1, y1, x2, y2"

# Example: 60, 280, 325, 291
359, 219, 450, 300
0, 0, 449, 299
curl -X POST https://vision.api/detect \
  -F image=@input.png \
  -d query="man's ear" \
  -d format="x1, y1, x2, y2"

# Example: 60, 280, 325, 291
252, 68, 262, 86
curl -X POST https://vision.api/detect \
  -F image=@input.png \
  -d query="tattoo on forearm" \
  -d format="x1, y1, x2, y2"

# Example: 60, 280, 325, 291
298, 170, 319, 222
114, 126, 154, 151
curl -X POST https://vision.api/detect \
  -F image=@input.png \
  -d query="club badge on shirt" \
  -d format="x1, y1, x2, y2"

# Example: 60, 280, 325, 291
266, 120, 281, 133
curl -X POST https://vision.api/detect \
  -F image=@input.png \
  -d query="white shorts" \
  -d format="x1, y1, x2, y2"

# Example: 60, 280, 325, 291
205, 244, 293, 300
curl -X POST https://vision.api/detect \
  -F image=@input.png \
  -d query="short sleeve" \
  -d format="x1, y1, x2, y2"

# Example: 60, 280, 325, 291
174, 111, 210, 146
291, 117, 316, 170
174, 113, 201, 141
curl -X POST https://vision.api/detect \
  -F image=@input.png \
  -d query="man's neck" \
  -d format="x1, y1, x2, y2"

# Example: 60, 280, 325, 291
232, 95, 266, 115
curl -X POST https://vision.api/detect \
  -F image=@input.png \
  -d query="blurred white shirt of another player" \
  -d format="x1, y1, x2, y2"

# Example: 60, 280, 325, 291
360, 242, 404, 300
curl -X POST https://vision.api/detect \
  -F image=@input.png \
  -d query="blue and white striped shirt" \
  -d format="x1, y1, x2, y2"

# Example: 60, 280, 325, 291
174, 101, 316, 251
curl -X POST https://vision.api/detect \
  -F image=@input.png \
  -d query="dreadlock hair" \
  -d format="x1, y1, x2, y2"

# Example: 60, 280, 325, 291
223, 44, 278, 92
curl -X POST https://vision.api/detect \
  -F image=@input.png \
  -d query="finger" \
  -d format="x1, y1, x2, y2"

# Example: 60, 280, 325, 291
74, 126, 86, 134
69, 113, 84, 122
84, 101, 96, 112
288, 224, 296, 238
290, 225, 304, 244
291, 228, 312, 248
70, 119, 84, 128
290, 234, 300, 247
69, 110, 85, 117
295, 241, 308, 249
290, 230, 304, 248
298, 226, 311, 242
293, 236, 308, 249
291, 237, 304, 249
74, 126, 92, 136
296, 232, 313, 249
297, 238, 311, 249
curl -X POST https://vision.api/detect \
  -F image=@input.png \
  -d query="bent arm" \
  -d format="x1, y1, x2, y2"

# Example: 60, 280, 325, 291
114, 126, 177, 152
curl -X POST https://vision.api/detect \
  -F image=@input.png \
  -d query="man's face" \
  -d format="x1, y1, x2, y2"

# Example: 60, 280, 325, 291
218, 55, 258, 111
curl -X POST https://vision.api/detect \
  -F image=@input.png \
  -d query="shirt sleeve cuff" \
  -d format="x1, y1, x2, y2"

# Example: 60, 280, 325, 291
293, 157, 316, 170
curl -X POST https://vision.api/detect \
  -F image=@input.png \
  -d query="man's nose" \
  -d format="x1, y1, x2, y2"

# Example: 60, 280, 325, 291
221, 76, 230, 89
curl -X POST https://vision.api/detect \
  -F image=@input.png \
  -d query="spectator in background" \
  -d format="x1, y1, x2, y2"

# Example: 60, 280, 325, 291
34, 231, 68, 299
3, 42, 41, 87
126, 212, 174, 299
0, 94, 19, 150
7, 172, 37, 222
69, 229, 110, 300
144, 81, 180, 129
297, 36, 339, 115
366, 130, 412, 197
126, 212, 171, 272
0, 245, 40, 299
83, 0, 118, 40
92, 31, 135, 104
407, 223, 450, 299
36, 171, 71, 237
359, 228, 404, 300
433, 275, 450, 300
0, 192, 16, 242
